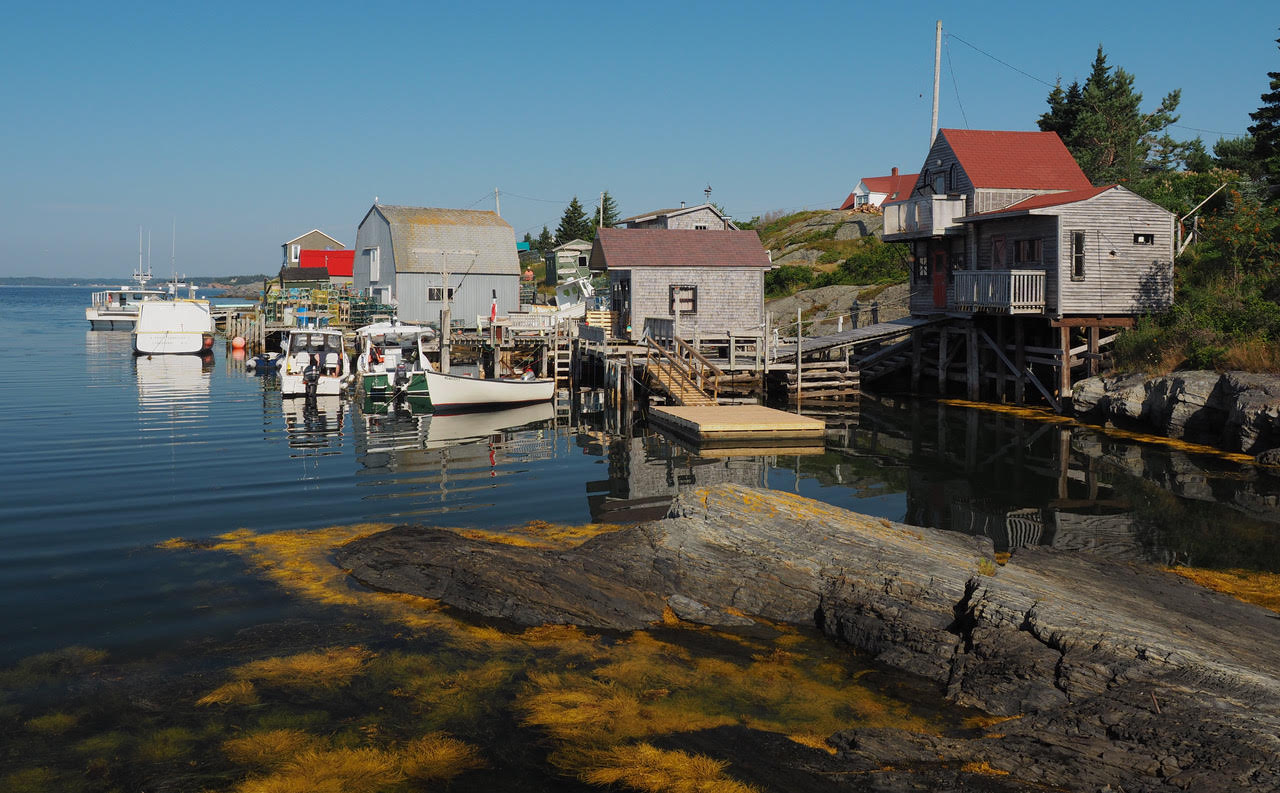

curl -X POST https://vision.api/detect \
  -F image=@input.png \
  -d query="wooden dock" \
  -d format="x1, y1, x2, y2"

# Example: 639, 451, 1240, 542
648, 405, 826, 443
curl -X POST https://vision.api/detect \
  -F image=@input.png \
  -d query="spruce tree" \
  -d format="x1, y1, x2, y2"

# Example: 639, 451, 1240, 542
555, 197, 592, 244
590, 191, 621, 238
535, 226, 554, 254
1247, 32, 1280, 183
1037, 46, 1182, 183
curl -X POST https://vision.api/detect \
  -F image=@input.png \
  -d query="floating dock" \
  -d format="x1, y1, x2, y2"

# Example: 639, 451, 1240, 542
648, 405, 826, 444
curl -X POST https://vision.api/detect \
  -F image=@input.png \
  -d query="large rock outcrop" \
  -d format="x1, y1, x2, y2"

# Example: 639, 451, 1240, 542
1073, 371, 1280, 453
337, 484, 1280, 792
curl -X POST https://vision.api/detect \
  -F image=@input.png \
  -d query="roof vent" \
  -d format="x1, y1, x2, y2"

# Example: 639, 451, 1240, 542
891, 167, 898, 176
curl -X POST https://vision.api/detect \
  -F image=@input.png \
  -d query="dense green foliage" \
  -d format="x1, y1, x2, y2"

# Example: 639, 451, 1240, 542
554, 197, 592, 245
590, 190, 621, 237
1038, 46, 1188, 182
764, 237, 909, 298
1248, 34, 1280, 182
534, 226, 554, 255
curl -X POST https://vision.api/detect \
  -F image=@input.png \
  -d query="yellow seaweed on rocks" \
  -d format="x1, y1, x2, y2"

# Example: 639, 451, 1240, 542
455, 519, 622, 550
235, 746, 403, 793
197, 680, 260, 707
1168, 567, 1280, 613
25, 711, 77, 735
0, 646, 107, 689
223, 729, 319, 768
582, 743, 760, 793
136, 726, 197, 763
3, 767, 58, 793
232, 646, 374, 690
400, 732, 485, 781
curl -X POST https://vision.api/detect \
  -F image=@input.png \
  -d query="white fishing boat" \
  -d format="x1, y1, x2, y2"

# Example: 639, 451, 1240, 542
354, 321, 437, 400
87, 227, 191, 330
279, 328, 353, 397
132, 299, 215, 355
422, 368, 554, 413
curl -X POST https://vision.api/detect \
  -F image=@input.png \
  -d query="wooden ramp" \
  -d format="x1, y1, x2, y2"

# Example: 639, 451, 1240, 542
646, 359, 717, 406
773, 316, 945, 361
649, 405, 825, 443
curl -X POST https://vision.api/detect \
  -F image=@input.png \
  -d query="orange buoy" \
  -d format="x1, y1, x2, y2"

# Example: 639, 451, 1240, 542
231, 336, 246, 350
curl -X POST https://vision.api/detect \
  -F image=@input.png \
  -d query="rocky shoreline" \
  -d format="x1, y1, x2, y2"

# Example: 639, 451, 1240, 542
1073, 371, 1280, 459
337, 484, 1280, 792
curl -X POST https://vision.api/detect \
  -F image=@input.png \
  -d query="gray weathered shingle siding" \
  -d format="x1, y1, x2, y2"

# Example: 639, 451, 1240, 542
627, 266, 764, 337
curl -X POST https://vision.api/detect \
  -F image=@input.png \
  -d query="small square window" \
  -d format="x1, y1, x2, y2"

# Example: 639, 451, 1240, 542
669, 284, 697, 314
1014, 239, 1042, 264
1133, 233, 1155, 245
427, 287, 455, 302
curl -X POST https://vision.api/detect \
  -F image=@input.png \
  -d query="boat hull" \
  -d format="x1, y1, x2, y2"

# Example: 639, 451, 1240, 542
423, 370, 555, 413
133, 332, 213, 355
361, 372, 430, 398
86, 308, 140, 330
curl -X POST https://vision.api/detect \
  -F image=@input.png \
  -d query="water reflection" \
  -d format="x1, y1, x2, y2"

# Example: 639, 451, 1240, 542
135, 353, 213, 425
281, 395, 347, 455
825, 398, 1280, 571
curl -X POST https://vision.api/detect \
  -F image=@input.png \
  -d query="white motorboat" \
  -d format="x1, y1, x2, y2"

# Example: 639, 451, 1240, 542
422, 368, 554, 413
279, 328, 353, 397
354, 321, 436, 400
132, 300, 215, 355
87, 227, 194, 329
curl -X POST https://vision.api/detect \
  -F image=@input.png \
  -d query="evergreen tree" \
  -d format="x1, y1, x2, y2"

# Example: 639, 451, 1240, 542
1037, 46, 1182, 183
535, 226, 554, 254
1247, 32, 1280, 183
555, 197, 592, 244
522, 232, 533, 245
590, 190, 621, 238
1214, 136, 1262, 176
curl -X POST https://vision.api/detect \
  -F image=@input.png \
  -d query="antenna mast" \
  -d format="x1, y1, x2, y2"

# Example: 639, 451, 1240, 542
931, 20, 942, 147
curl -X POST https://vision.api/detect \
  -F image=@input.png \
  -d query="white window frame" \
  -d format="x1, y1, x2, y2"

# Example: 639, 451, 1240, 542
427, 287, 455, 302
366, 247, 380, 282
289, 243, 301, 263
1070, 231, 1086, 281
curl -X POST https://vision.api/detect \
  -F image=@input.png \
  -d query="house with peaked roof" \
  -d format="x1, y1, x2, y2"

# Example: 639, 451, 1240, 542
590, 228, 771, 341
618, 203, 738, 231
840, 167, 918, 209
351, 205, 520, 326
299, 249, 355, 287
282, 230, 344, 266
545, 239, 594, 285
883, 129, 1173, 318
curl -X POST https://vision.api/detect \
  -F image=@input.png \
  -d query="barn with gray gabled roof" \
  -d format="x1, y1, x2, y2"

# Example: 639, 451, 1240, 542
352, 204, 521, 327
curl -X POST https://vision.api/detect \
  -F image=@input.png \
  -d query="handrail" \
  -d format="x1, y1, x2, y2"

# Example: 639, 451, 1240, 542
641, 333, 717, 404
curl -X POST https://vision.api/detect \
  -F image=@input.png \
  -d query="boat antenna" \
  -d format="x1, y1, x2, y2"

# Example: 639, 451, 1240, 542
170, 218, 176, 278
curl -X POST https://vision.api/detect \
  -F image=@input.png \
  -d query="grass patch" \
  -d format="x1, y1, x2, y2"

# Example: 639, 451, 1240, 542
1168, 567, 1280, 613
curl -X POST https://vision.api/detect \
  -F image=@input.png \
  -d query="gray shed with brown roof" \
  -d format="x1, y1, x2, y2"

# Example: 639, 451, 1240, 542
590, 228, 771, 340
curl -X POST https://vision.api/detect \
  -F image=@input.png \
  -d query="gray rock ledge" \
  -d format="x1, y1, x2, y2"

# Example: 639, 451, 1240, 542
337, 483, 1280, 792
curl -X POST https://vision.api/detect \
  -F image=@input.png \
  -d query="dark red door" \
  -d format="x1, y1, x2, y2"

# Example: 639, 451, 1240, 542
931, 251, 948, 308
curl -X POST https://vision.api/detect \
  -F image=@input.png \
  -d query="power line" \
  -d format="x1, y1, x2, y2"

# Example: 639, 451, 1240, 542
946, 32, 1057, 89
1170, 123, 1249, 138
501, 190, 573, 205
944, 35, 970, 129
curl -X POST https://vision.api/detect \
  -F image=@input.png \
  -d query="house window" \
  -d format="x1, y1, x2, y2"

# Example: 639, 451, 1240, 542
856, 194, 869, 207
366, 247, 380, 281
578, 255, 588, 269
1071, 231, 1086, 280
694, 224, 709, 230
1013, 239, 1043, 265
933, 172, 946, 194
991, 236, 1007, 269
290, 244, 300, 263
669, 284, 697, 314
1133, 233, 1155, 245
427, 287, 456, 302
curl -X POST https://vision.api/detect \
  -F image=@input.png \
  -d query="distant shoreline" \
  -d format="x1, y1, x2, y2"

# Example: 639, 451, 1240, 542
0, 275, 270, 288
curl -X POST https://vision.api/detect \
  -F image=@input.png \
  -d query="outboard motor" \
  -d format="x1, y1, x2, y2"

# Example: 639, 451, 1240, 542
392, 362, 409, 407
303, 356, 320, 404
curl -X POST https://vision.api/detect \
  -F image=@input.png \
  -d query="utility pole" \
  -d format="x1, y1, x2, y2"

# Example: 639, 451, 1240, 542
599, 191, 604, 228
413, 247, 479, 374
931, 19, 942, 148
494, 187, 501, 217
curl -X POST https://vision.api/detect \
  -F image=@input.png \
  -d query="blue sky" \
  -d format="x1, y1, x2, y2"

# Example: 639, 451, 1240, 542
1, 0, 1275, 278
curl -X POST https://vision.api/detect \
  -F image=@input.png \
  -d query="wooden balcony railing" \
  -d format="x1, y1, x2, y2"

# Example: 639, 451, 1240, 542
883, 195, 967, 237
952, 269, 1046, 314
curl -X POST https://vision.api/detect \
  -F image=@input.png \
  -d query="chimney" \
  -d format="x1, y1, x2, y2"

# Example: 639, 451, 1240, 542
680, 201, 686, 208
891, 166, 899, 176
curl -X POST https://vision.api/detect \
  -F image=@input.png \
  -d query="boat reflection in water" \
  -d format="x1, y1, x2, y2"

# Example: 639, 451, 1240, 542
359, 402, 556, 462
281, 395, 347, 457
135, 353, 213, 426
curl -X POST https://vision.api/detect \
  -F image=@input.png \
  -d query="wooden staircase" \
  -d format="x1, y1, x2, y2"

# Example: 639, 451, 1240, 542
642, 336, 719, 406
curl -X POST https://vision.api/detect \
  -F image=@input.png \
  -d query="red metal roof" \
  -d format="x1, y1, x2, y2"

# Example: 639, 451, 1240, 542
941, 129, 1092, 190
299, 249, 355, 277
591, 228, 771, 269
962, 185, 1115, 219
840, 173, 919, 209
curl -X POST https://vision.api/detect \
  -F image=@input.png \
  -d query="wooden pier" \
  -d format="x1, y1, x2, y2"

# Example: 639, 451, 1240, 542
649, 405, 825, 444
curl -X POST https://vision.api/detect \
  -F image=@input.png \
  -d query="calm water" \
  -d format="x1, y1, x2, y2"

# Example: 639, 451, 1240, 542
2, 286, 1277, 790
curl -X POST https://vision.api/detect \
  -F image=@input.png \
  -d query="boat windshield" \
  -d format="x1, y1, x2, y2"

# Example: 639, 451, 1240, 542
292, 334, 341, 354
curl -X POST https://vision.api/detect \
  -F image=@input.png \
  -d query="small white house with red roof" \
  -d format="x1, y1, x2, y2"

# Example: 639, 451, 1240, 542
883, 129, 1174, 319
839, 167, 919, 209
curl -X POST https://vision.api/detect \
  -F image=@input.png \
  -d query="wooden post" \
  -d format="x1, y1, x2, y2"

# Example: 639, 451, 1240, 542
936, 326, 948, 395
1013, 320, 1026, 405
910, 328, 922, 392
624, 351, 634, 404
440, 306, 451, 373
966, 322, 979, 401
851, 299, 860, 330
762, 311, 771, 397
995, 316, 1007, 402
870, 301, 880, 325
1087, 326, 1100, 377
795, 308, 803, 411
1058, 325, 1072, 401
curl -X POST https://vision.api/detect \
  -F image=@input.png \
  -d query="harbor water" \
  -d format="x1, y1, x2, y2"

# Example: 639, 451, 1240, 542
2, 285, 1277, 791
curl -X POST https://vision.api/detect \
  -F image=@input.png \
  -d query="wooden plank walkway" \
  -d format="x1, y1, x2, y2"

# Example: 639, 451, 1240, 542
649, 405, 825, 443
773, 316, 945, 361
